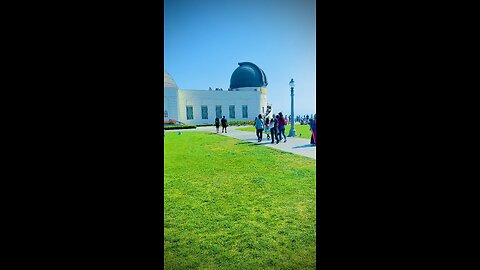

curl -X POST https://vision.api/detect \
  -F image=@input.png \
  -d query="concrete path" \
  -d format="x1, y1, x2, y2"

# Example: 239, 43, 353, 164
166, 126, 316, 160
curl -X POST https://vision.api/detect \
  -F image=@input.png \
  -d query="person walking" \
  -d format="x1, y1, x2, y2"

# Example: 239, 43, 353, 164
214, 117, 220, 133
271, 114, 279, 144
254, 114, 264, 142
278, 112, 287, 143
265, 117, 271, 140
310, 114, 316, 145
221, 116, 228, 133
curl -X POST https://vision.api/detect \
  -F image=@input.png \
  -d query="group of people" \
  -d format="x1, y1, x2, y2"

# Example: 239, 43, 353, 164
255, 112, 317, 145
215, 116, 228, 133
254, 112, 288, 144
296, 114, 314, 125
214, 112, 316, 146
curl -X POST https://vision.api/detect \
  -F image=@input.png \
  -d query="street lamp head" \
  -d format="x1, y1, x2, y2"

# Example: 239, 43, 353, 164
289, 78, 295, 88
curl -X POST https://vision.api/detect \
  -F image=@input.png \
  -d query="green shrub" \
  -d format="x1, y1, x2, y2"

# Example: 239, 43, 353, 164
227, 120, 255, 126
164, 125, 197, 130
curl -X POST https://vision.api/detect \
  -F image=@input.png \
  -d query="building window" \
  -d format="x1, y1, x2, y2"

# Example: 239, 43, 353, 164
164, 110, 168, 118
229, 105, 235, 119
186, 106, 193, 120
242, 105, 248, 118
201, 106, 208, 119
216, 105, 222, 118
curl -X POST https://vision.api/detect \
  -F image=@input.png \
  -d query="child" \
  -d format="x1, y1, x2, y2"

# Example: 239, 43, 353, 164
265, 117, 270, 140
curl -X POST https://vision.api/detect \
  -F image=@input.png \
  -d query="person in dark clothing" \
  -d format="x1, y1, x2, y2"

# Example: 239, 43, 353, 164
214, 117, 220, 133
221, 116, 228, 133
271, 114, 279, 144
310, 114, 316, 145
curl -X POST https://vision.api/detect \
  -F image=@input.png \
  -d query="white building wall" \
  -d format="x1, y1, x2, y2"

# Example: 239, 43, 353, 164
164, 87, 178, 122
234, 86, 268, 116
177, 89, 264, 125
260, 92, 268, 115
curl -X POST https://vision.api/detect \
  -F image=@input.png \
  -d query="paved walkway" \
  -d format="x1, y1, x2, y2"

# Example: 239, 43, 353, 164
166, 126, 316, 160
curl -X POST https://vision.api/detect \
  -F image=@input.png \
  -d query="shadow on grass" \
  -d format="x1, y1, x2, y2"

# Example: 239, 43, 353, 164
236, 141, 254, 145
235, 141, 259, 147
292, 144, 316, 149
235, 141, 272, 147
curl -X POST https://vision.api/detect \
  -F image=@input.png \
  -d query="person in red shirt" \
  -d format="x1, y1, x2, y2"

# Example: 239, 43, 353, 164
278, 112, 287, 143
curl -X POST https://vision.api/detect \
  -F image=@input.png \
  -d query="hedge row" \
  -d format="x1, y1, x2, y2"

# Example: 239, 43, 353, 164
193, 121, 253, 126
164, 125, 197, 130
227, 120, 255, 126
163, 120, 254, 129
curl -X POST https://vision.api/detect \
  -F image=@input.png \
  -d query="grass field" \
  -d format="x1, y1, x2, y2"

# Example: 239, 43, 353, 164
237, 124, 313, 139
164, 132, 316, 269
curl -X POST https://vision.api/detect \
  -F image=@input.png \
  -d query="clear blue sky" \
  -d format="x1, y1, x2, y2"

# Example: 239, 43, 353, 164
164, 0, 316, 116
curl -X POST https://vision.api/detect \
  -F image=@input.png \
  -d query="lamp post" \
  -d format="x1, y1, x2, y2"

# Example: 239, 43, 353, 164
288, 78, 296, 137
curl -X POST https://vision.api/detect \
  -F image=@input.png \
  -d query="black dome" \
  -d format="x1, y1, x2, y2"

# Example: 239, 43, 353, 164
229, 62, 268, 89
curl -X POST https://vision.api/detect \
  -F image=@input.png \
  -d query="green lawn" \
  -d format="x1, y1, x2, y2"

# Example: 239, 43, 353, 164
237, 124, 313, 139
164, 132, 316, 269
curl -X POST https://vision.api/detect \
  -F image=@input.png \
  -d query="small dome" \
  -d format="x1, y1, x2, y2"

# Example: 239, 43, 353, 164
230, 62, 267, 89
164, 69, 178, 89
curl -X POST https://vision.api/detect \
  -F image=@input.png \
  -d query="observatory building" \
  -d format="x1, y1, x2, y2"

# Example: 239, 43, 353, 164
164, 62, 272, 125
